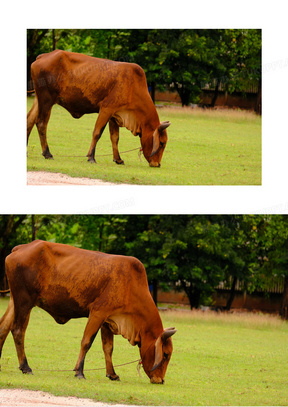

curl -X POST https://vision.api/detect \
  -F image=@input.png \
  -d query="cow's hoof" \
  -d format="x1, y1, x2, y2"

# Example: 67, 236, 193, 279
42, 148, 53, 159
75, 372, 86, 379
20, 367, 33, 374
114, 159, 124, 165
107, 374, 120, 381
43, 153, 53, 160
87, 158, 96, 164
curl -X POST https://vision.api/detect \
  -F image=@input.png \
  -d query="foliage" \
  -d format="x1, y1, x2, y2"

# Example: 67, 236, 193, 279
110, 215, 284, 309
1, 298, 288, 406
27, 29, 261, 107
155, 30, 223, 105
217, 29, 261, 94
1, 215, 287, 315
249, 215, 288, 318
0, 216, 28, 289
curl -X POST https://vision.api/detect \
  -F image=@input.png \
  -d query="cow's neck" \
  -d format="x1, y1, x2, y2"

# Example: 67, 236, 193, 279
139, 312, 163, 355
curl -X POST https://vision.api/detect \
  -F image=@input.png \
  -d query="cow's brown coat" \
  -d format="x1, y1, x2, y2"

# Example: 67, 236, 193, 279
27, 50, 170, 167
0, 240, 176, 384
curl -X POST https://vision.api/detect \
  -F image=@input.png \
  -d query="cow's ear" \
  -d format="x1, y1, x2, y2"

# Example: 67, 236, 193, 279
150, 129, 160, 157
151, 335, 163, 371
150, 122, 171, 157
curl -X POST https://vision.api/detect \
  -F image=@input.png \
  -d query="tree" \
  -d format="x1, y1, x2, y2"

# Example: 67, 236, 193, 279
5, 215, 286, 314
217, 215, 288, 318
221, 29, 261, 113
213, 215, 263, 310
114, 215, 226, 309
0, 216, 28, 290
157, 30, 214, 106
27, 29, 50, 89
254, 215, 288, 319
107, 215, 261, 309
161, 216, 226, 308
27, 29, 261, 110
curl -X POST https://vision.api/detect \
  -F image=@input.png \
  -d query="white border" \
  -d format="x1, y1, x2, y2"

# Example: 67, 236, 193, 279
1, 1, 288, 214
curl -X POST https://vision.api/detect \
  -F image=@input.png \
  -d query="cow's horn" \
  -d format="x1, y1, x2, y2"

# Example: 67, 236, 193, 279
158, 121, 171, 132
162, 327, 177, 341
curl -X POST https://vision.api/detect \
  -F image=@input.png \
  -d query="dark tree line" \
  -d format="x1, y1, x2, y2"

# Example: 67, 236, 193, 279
27, 29, 261, 112
1, 215, 287, 319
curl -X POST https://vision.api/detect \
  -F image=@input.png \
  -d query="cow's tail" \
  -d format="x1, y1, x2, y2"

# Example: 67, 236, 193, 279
0, 295, 14, 364
27, 94, 39, 144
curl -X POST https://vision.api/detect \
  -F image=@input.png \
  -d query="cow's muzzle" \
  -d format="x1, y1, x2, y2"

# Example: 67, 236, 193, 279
149, 162, 161, 168
150, 377, 164, 384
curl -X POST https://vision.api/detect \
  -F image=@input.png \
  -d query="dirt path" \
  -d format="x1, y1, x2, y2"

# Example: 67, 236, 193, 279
27, 172, 119, 186
0, 389, 103, 406
0, 389, 132, 406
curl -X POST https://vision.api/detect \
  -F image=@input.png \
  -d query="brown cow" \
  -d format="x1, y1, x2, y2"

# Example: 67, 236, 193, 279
0, 240, 176, 383
27, 50, 170, 167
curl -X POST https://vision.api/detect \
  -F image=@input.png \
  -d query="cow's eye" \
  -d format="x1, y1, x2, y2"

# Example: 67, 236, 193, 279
163, 352, 169, 359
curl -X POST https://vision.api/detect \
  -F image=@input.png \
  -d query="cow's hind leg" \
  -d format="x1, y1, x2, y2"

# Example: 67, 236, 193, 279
11, 305, 33, 374
74, 311, 104, 379
0, 298, 15, 368
27, 95, 39, 145
35, 100, 53, 159
109, 119, 124, 165
101, 324, 120, 381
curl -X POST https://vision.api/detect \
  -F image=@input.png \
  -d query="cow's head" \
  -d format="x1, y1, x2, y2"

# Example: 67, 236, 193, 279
141, 121, 170, 167
141, 327, 176, 384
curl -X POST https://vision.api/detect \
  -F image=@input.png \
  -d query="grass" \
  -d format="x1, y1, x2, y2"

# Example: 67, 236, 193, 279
27, 97, 261, 185
1, 297, 287, 405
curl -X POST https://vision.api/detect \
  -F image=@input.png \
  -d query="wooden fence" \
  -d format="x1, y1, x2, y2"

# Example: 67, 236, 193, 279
216, 276, 284, 294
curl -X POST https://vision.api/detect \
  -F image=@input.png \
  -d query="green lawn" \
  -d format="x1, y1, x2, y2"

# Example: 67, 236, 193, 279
1, 297, 287, 405
27, 97, 261, 185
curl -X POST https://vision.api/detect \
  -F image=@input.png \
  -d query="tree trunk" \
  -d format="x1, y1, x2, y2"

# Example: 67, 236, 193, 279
225, 276, 237, 311
182, 282, 201, 309
31, 215, 36, 241
152, 279, 158, 305
255, 78, 262, 115
174, 84, 191, 106
150, 82, 156, 103
211, 80, 219, 108
189, 289, 201, 309
52, 29, 57, 50
280, 275, 288, 320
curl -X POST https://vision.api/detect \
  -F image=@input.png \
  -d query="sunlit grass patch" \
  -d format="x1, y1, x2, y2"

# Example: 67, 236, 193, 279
1, 297, 287, 405
27, 98, 261, 185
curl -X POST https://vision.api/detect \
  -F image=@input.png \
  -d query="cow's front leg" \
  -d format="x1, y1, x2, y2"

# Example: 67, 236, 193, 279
109, 119, 124, 165
87, 111, 110, 163
74, 312, 103, 379
101, 324, 120, 381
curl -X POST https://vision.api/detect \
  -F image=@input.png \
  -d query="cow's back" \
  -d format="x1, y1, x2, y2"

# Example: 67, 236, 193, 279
5, 240, 151, 321
31, 50, 151, 116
